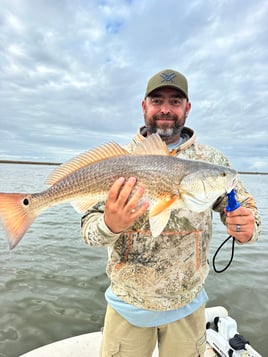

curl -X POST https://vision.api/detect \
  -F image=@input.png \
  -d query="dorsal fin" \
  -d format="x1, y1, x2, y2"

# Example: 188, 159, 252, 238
46, 142, 129, 186
132, 134, 170, 156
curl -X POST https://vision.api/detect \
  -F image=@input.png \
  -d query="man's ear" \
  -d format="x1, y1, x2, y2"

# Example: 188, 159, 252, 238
186, 101, 191, 115
141, 99, 146, 113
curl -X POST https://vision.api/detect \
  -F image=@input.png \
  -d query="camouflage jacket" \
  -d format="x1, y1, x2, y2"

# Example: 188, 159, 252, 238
81, 127, 261, 311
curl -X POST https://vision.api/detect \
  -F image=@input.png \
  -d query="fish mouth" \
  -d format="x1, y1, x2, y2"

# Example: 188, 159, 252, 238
225, 176, 238, 194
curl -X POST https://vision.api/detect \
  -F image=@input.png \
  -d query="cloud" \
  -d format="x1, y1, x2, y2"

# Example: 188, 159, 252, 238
0, 0, 267, 171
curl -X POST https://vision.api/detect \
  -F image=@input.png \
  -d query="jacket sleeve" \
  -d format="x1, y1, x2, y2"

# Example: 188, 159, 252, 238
213, 178, 262, 243
80, 202, 121, 246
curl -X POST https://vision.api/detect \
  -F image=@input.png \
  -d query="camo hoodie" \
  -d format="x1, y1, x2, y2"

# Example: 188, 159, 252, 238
81, 127, 261, 311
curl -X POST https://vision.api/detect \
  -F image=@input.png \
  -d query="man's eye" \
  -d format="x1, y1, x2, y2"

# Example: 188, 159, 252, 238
151, 98, 162, 105
171, 99, 182, 106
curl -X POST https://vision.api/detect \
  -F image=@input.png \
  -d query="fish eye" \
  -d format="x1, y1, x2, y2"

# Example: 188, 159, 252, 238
23, 198, 29, 206
222, 172, 226, 177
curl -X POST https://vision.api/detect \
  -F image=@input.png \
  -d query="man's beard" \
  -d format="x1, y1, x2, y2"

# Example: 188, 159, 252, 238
148, 127, 180, 141
145, 114, 185, 142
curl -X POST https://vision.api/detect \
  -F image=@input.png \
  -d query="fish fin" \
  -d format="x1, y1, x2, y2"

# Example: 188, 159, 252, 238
147, 196, 179, 237
71, 200, 98, 213
149, 210, 171, 237
133, 134, 170, 156
149, 196, 179, 217
46, 142, 129, 185
0, 193, 36, 249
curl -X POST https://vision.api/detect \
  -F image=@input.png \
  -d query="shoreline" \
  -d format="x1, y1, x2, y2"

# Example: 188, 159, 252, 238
0, 160, 267, 175
0, 160, 60, 166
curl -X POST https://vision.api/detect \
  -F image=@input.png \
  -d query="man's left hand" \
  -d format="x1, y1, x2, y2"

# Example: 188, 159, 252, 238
226, 206, 255, 243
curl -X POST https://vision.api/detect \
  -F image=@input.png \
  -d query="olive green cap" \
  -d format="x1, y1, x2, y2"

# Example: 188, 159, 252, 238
145, 69, 188, 99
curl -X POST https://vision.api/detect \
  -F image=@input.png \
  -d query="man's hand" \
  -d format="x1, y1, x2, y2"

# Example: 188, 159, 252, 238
226, 206, 255, 243
104, 177, 149, 234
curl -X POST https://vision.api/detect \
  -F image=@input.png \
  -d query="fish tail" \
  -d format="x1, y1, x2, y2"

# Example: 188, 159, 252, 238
0, 193, 36, 249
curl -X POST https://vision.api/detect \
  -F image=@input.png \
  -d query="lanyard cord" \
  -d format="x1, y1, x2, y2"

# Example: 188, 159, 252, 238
212, 235, 235, 273
212, 189, 240, 273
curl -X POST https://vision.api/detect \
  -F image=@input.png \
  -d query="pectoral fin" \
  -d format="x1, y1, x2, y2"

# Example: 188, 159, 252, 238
148, 196, 181, 237
149, 210, 171, 237
149, 196, 179, 217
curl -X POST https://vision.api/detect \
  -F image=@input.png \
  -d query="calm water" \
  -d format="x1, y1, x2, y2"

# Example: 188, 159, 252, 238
0, 164, 267, 357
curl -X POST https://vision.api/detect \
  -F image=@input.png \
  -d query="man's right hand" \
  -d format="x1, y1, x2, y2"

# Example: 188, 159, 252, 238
104, 177, 149, 234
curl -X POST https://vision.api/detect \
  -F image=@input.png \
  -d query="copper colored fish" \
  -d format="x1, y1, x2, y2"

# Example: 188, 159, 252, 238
0, 134, 237, 249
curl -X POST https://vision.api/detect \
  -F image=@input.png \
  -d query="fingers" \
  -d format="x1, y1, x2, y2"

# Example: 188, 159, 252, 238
117, 177, 139, 208
104, 177, 149, 234
107, 177, 126, 203
226, 206, 255, 243
107, 177, 143, 209
128, 188, 149, 218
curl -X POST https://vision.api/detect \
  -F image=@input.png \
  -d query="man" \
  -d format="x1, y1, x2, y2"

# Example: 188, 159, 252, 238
81, 69, 261, 357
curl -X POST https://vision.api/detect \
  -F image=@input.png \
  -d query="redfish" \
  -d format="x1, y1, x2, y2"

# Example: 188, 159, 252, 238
0, 134, 237, 249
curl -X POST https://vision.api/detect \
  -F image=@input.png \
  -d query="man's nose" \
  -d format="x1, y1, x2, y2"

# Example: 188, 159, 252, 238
160, 102, 171, 114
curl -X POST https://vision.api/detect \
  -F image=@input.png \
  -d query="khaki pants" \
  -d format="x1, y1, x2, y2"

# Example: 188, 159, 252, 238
100, 304, 206, 357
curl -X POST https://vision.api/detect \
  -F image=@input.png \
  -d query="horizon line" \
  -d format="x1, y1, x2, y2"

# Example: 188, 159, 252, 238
0, 159, 267, 175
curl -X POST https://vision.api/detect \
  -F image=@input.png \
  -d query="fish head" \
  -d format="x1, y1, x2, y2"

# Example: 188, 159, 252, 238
179, 165, 237, 212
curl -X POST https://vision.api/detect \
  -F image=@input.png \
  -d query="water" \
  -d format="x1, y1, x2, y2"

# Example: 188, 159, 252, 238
0, 164, 267, 356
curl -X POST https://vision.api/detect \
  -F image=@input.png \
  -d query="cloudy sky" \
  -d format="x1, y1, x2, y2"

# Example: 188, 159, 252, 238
0, 0, 267, 172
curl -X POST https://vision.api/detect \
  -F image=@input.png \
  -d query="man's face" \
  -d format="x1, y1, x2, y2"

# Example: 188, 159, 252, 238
142, 87, 191, 144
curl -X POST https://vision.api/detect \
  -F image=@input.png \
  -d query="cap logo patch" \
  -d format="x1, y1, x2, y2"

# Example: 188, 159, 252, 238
160, 72, 176, 83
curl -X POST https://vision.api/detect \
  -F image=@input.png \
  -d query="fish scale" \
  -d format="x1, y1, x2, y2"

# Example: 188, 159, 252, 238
40, 155, 182, 204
